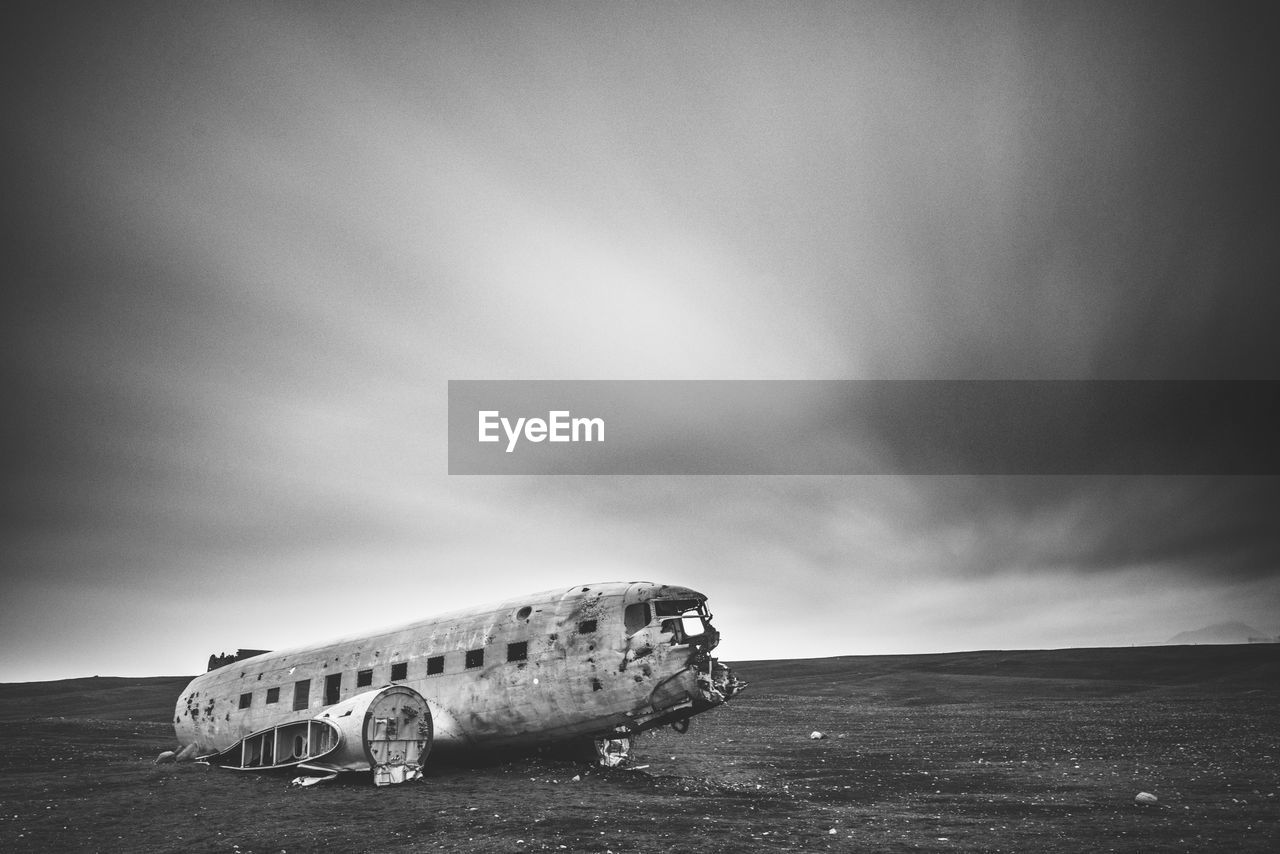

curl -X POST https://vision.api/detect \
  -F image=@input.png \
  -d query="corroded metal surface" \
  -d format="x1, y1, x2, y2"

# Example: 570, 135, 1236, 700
174, 582, 742, 774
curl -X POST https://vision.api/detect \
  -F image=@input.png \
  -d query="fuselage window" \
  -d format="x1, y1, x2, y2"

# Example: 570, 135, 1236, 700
324, 672, 341, 705
238, 692, 252, 710
356, 669, 373, 687
465, 648, 484, 669
507, 641, 528, 662
266, 687, 280, 704
293, 679, 310, 711
427, 655, 444, 675
390, 662, 408, 681
578, 619, 597, 634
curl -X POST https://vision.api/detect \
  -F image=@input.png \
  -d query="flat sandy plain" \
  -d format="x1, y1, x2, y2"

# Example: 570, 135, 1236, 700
1, 645, 1276, 853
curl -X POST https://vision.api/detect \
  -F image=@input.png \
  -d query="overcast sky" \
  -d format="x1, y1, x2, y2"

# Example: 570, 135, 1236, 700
3, 1, 1277, 682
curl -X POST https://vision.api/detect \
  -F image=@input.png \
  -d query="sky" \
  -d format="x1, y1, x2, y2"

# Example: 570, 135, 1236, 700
2, 1, 1277, 682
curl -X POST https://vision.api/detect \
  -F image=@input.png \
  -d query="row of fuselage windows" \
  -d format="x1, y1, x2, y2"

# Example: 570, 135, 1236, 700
235, 639, 535, 712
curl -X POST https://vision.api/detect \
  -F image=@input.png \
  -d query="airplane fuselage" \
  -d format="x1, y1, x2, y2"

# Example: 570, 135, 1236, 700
174, 582, 741, 768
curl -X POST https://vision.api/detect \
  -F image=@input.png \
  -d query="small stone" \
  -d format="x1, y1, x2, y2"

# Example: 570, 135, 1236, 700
1135, 791, 1158, 805
810, 731, 827, 740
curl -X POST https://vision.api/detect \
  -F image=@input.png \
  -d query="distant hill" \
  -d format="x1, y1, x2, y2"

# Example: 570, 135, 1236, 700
0, 675, 193, 723
2, 645, 1279, 723
732, 643, 1280, 703
1166, 622, 1270, 645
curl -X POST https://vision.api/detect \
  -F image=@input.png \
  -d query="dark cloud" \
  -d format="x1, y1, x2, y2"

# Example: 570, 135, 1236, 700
906, 475, 1280, 582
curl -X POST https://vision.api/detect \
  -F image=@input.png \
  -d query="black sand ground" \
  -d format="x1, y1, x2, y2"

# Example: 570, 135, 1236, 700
1, 645, 1277, 852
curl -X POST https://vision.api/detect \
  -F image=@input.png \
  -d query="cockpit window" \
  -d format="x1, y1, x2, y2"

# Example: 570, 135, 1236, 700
624, 603, 651, 635
630, 598, 713, 642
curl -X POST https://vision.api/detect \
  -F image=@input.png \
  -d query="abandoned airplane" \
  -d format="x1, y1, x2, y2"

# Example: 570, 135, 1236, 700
174, 582, 744, 785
